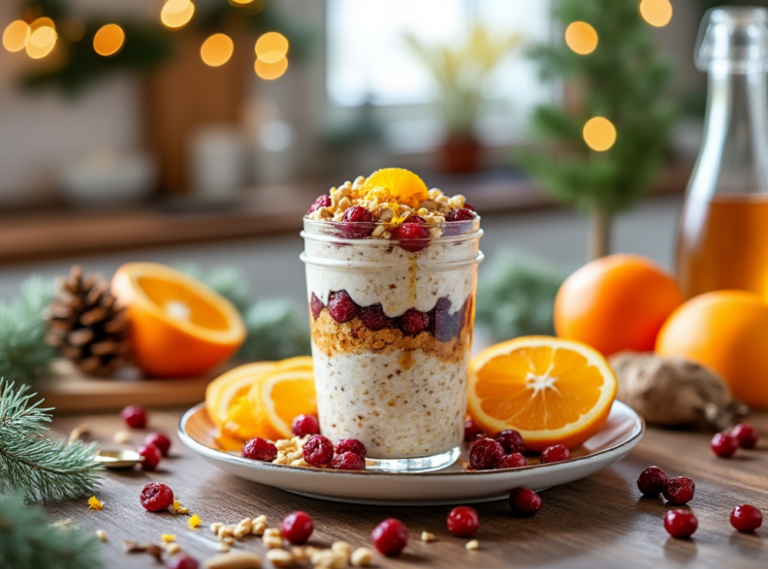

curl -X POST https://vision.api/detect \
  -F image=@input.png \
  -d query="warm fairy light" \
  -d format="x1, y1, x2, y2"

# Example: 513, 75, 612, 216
230, 0, 254, 4
255, 32, 289, 63
26, 18, 57, 59
93, 24, 125, 57
161, 0, 195, 30
255, 56, 288, 80
200, 33, 234, 67
564, 21, 598, 55
3, 20, 30, 53
639, 0, 673, 27
583, 117, 617, 152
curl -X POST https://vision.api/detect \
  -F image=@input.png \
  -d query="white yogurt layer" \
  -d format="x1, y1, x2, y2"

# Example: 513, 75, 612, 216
312, 348, 468, 458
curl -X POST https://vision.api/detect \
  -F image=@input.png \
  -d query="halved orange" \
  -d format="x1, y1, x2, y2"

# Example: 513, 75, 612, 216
112, 262, 246, 377
362, 168, 429, 209
248, 367, 317, 439
468, 336, 617, 451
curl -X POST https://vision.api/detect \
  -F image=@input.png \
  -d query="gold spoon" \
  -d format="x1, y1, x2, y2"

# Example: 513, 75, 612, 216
94, 449, 145, 469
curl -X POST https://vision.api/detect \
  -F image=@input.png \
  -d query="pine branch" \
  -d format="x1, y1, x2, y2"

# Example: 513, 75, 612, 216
238, 300, 311, 361
0, 381, 103, 504
0, 492, 103, 569
0, 276, 58, 386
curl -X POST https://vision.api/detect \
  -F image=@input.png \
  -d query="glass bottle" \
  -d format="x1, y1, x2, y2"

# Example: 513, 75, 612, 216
677, 7, 768, 300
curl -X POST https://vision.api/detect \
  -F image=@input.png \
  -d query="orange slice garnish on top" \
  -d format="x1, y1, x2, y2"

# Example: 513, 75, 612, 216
361, 168, 429, 210
467, 336, 618, 451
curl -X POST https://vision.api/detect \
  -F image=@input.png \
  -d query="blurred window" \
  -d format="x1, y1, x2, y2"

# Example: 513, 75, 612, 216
326, 0, 553, 111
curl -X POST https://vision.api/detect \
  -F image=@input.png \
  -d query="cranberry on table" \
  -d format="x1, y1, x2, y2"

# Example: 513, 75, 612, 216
637, 466, 668, 497
281, 511, 314, 545
140, 482, 174, 512
144, 432, 171, 456
308, 194, 332, 214
166, 555, 198, 569
731, 504, 763, 533
732, 423, 759, 449
340, 205, 374, 239
332, 451, 366, 471
497, 453, 527, 469
121, 405, 147, 429
664, 510, 698, 539
710, 432, 738, 458
334, 438, 367, 457
292, 414, 321, 438
303, 435, 334, 467
137, 443, 162, 471
359, 304, 393, 331
540, 444, 570, 464
464, 418, 482, 442
469, 438, 504, 471
328, 290, 359, 323
509, 488, 542, 517
371, 518, 408, 557
241, 437, 278, 462
662, 476, 695, 505
392, 216, 430, 253
447, 506, 480, 537
495, 429, 525, 454
310, 293, 324, 320
398, 308, 430, 336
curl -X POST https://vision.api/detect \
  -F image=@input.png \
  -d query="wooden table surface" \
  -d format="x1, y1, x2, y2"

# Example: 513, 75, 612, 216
46, 408, 767, 569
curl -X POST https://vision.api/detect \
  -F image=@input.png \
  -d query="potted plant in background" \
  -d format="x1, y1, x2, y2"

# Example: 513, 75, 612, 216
405, 25, 520, 173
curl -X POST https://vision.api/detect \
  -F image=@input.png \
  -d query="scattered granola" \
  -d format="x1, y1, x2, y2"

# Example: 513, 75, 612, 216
350, 547, 373, 567
87, 496, 104, 511
173, 500, 190, 515
96, 529, 107, 542
263, 528, 283, 549
204, 552, 262, 569
466, 539, 480, 550
123, 540, 164, 563
166, 542, 182, 556
420, 531, 437, 542
266, 549, 294, 568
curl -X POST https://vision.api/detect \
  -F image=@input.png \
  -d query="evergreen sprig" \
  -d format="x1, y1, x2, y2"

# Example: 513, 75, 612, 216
0, 381, 103, 504
0, 492, 103, 569
0, 276, 57, 386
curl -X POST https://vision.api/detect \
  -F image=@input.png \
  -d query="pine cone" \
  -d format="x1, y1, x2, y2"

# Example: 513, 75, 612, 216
45, 266, 130, 377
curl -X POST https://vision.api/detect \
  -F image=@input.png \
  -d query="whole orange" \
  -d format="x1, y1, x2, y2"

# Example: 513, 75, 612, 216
655, 290, 768, 409
554, 254, 684, 356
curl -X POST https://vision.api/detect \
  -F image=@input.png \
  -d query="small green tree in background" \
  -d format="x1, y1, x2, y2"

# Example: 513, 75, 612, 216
520, 0, 675, 260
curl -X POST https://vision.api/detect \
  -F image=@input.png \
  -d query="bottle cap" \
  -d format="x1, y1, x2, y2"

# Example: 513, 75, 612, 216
695, 6, 768, 72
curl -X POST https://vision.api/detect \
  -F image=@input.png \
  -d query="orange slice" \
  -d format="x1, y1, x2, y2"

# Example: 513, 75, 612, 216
112, 263, 246, 377
468, 336, 617, 451
205, 362, 276, 429
362, 168, 429, 209
248, 367, 317, 439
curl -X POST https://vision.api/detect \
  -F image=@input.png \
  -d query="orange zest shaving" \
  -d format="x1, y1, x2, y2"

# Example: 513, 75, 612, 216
88, 496, 104, 511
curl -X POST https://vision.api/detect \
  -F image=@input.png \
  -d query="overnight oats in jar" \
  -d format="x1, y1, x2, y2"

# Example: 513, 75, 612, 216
301, 168, 483, 472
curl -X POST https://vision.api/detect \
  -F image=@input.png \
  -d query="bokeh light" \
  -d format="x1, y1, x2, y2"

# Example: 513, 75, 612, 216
230, 0, 254, 4
255, 56, 288, 80
255, 32, 289, 63
93, 24, 125, 57
200, 33, 234, 67
639, 0, 673, 27
161, 0, 195, 30
583, 117, 617, 152
3, 20, 31, 53
564, 21, 598, 55
26, 17, 57, 59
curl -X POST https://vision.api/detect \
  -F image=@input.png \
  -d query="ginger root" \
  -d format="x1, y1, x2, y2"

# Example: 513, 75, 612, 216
608, 352, 746, 430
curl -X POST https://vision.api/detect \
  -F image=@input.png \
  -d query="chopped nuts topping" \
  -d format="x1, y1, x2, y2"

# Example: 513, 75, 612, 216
350, 547, 373, 567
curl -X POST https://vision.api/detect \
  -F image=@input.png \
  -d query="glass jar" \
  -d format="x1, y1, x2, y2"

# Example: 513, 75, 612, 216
301, 217, 483, 472
677, 7, 768, 299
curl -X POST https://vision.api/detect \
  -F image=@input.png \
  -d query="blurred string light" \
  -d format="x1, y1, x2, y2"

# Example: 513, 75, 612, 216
639, 0, 673, 27
3, 20, 30, 53
255, 31, 288, 63
161, 0, 195, 30
583, 117, 617, 152
564, 21, 598, 55
93, 24, 125, 57
200, 33, 234, 66
255, 56, 288, 80
26, 17, 57, 59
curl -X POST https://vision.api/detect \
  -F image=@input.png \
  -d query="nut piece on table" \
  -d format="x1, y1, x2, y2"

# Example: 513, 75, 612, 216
204, 551, 262, 569
466, 539, 480, 550
421, 531, 436, 542
266, 549, 294, 567
350, 547, 374, 567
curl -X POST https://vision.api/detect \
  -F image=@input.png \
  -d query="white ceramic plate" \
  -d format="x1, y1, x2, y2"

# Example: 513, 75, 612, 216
178, 401, 644, 506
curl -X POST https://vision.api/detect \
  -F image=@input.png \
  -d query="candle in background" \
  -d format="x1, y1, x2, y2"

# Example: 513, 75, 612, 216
188, 125, 246, 200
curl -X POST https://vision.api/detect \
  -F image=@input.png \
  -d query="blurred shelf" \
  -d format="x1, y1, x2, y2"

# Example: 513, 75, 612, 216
0, 163, 692, 265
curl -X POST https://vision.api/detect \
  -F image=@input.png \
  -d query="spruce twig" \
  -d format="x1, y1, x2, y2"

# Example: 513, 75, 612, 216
0, 380, 103, 503
0, 492, 103, 569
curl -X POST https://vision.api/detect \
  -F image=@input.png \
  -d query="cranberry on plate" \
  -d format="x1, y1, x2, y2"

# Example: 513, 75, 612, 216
447, 506, 480, 537
664, 510, 698, 539
137, 443, 162, 471
637, 466, 668, 497
371, 518, 408, 557
334, 438, 367, 457
332, 452, 366, 471
710, 432, 738, 458
495, 429, 525, 454
241, 437, 278, 462
121, 405, 147, 429
140, 482, 174, 512
508, 488, 542, 517
303, 435, 334, 467
464, 418, 482, 442
497, 453, 527, 469
145, 432, 171, 456
292, 414, 321, 438
281, 511, 314, 545
731, 423, 759, 449
662, 476, 695, 506
731, 504, 763, 533
469, 438, 504, 471
540, 444, 570, 464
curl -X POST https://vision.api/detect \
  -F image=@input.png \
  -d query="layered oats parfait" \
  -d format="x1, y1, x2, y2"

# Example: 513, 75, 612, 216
301, 168, 483, 472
